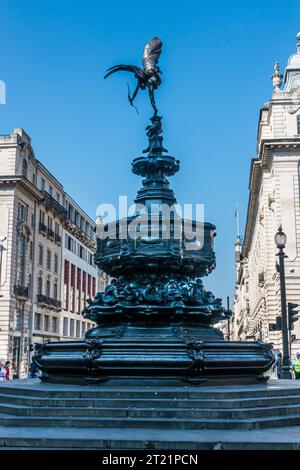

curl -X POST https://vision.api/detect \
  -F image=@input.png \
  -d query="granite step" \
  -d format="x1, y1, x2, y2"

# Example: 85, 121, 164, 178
2, 401, 300, 419
2, 393, 300, 409
2, 383, 300, 400
1, 413, 300, 430
1, 425, 300, 450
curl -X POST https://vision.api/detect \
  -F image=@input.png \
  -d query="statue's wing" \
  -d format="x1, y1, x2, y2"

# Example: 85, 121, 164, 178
104, 64, 143, 79
142, 37, 162, 72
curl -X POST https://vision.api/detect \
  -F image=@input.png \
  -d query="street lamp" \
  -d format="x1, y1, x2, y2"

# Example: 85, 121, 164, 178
275, 225, 292, 379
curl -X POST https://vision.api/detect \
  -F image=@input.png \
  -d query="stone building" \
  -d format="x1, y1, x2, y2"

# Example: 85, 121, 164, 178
232, 33, 300, 357
0, 128, 99, 378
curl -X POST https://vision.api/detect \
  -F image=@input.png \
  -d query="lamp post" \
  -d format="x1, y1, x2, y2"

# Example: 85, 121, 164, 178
275, 225, 292, 379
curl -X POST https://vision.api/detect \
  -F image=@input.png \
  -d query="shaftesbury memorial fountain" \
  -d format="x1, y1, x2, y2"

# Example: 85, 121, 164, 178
34, 38, 274, 385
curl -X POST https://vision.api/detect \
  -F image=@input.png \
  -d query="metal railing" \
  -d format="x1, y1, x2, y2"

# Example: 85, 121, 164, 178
36, 294, 62, 310
14, 285, 29, 298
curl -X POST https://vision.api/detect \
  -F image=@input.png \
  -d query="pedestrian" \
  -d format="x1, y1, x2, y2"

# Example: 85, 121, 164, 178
28, 361, 38, 379
276, 352, 283, 379
292, 352, 300, 380
4, 361, 10, 380
0, 359, 7, 382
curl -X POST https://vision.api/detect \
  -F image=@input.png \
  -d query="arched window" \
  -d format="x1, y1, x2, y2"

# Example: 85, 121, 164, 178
22, 159, 27, 178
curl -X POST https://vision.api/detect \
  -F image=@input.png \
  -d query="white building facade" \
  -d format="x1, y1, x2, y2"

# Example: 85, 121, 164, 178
232, 33, 300, 357
0, 128, 99, 378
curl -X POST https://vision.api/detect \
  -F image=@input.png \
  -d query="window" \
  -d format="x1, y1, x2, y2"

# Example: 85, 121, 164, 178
70, 319, 75, 337
32, 173, 36, 186
22, 159, 27, 178
76, 320, 80, 338
67, 235, 76, 253
15, 306, 23, 331
49, 185, 53, 196
47, 216, 52, 230
28, 273, 32, 296
92, 277, 96, 297
52, 317, 58, 333
74, 211, 79, 226
82, 322, 86, 336
63, 317, 68, 336
38, 245, 43, 266
16, 233, 26, 286
54, 254, 58, 274
46, 249, 51, 270
29, 241, 33, 261
56, 192, 60, 203
46, 279, 51, 297
34, 313, 41, 330
53, 282, 58, 300
39, 210, 45, 224
76, 268, 81, 313
70, 264, 75, 312
18, 202, 27, 222
297, 115, 300, 134
40, 177, 45, 191
44, 315, 49, 331
37, 276, 43, 295
82, 271, 86, 306
87, 274, 91, 299
68, 204, 74, 222
31, 213, 35, 227
63, 260, 69, 311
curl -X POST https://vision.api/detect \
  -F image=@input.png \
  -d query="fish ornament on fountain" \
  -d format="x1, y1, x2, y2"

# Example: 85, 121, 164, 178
33, 37, 274, 385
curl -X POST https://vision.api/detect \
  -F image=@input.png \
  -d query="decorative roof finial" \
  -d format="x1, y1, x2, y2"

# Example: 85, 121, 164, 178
271, 62, 283, 92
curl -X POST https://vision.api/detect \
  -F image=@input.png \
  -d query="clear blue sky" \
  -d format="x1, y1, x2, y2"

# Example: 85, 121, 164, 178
1, 0, 300, 304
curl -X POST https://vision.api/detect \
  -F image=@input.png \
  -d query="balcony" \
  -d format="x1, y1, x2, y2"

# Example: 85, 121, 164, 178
41, 190, 67, 220
14, 285, 29, 299
47, 228, 55, 240
39, 222, 47, 235
36, 294, 62, 311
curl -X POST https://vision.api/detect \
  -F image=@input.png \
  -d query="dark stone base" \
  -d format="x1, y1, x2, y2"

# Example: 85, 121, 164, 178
33, 324, 274, 386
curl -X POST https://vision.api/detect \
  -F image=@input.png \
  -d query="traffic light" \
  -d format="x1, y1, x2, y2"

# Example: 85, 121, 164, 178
288, 302, 299, 330
269, 315, 282, 331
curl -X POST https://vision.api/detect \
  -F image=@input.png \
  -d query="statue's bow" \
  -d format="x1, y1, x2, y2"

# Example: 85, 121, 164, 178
104, 37, 163, 116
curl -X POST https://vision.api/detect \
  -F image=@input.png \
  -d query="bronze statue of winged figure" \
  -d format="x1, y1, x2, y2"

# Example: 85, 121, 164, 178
104, 37, 162, 116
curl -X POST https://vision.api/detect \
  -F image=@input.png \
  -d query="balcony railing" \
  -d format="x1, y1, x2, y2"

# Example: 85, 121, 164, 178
42, 190, 67, 219
36, 294, 62, 310
47, 228, 55, 240
39, 222, 47, 235
54, 233, 62, 245
14, 285, 29, 299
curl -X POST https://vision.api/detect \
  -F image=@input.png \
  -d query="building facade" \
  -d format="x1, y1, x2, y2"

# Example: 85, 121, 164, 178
0, 128, 99, 378
232, 33, 300, 357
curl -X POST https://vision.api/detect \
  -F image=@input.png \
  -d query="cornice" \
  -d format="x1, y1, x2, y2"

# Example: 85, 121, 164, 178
243, 137, 300, 257
0, 175, 43, 200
